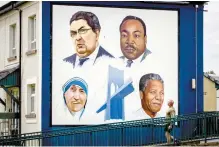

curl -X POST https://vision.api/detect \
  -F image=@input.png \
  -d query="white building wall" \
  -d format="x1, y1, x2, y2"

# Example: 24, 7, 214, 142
19, 1, 41, 133
0, 7, 20, 68
0, 14, 6, 114
0, 19, 6, 70
4, 12, 20, 67
38, 1, 42, 131
0, 3, 19, 134
0, 1, 41, 134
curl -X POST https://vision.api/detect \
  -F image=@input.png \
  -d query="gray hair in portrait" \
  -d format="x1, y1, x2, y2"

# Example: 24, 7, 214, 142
139, 73, 164, 92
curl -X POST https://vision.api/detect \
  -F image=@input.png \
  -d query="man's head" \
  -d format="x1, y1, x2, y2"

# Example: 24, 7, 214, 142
168, 99, 174, 107
63, 77, 88, 112
120, 15, 147, 60
70, 11, 101, 58
139, 73, 164, 118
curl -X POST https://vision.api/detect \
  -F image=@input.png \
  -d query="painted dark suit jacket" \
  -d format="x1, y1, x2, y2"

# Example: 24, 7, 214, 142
63, 46, 114, 68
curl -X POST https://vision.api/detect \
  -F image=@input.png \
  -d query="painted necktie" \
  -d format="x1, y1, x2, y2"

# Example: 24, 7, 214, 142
126, 59, 133, 67
78, 58, 89, 66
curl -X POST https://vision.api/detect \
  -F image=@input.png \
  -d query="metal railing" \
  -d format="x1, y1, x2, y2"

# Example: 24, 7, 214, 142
0, 111, 218, 146
0, 120, 9, 136
0, 118, 19, 137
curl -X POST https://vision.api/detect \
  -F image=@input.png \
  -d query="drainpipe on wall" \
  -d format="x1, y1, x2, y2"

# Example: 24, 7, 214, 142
12, 2, 22, 135
18, 8, 22, 137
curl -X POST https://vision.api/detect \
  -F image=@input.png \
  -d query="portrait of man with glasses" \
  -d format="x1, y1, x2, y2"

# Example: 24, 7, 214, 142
63, 11, 114, 68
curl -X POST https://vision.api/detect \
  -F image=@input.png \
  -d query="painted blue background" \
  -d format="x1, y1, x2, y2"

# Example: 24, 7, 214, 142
42, 1, 203, 145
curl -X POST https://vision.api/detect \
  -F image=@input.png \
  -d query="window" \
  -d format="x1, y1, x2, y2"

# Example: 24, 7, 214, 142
8, 88, 19, 130
11, 89, 19, 113
27, 84, 36, 115
30, 85, 35, 113
25, 79, 37, 121
9, 24, 16, 57
28, 15, 36, 50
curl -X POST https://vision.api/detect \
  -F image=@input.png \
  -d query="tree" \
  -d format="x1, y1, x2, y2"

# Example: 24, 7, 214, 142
205, 70, 216, 75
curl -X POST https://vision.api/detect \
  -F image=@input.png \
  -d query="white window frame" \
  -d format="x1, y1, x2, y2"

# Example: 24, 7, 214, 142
9, 24, 16, 57
28, 15, 36, 50
25, 77, 37, 123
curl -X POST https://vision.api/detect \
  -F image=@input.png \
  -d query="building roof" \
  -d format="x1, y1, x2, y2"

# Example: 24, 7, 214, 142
0, 1, 26, 16
147, 1, 208, 5
0, 1, 208, 16
0, 66, 19, 81
0, 65, 20, 88
204, 73, 219, 85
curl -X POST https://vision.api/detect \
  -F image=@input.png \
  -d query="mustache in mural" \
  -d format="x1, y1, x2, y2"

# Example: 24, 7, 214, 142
125, 44, 136, 51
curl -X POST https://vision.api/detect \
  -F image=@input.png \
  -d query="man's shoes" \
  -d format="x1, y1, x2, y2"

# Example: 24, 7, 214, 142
174, 138, 181, 146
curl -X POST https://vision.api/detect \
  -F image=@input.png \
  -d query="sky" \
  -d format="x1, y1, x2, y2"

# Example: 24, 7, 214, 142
0, 1, 7, 6
204, 1, 219, 75
0, 1, 219, 74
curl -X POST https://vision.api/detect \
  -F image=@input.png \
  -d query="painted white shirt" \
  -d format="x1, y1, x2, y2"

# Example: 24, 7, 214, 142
123, 52, 145, 67
122, 49, 152, 68
132, 108, 161, 120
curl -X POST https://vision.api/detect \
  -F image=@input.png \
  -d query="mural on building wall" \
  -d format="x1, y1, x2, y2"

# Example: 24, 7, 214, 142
52, 5, 178, 125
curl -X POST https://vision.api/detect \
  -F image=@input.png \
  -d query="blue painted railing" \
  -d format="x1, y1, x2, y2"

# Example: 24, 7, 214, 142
0, 111, 218, 146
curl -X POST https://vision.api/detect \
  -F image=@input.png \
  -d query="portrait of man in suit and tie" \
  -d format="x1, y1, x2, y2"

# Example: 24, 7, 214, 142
63, 11, 114, 68
119, 15, 151, 68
